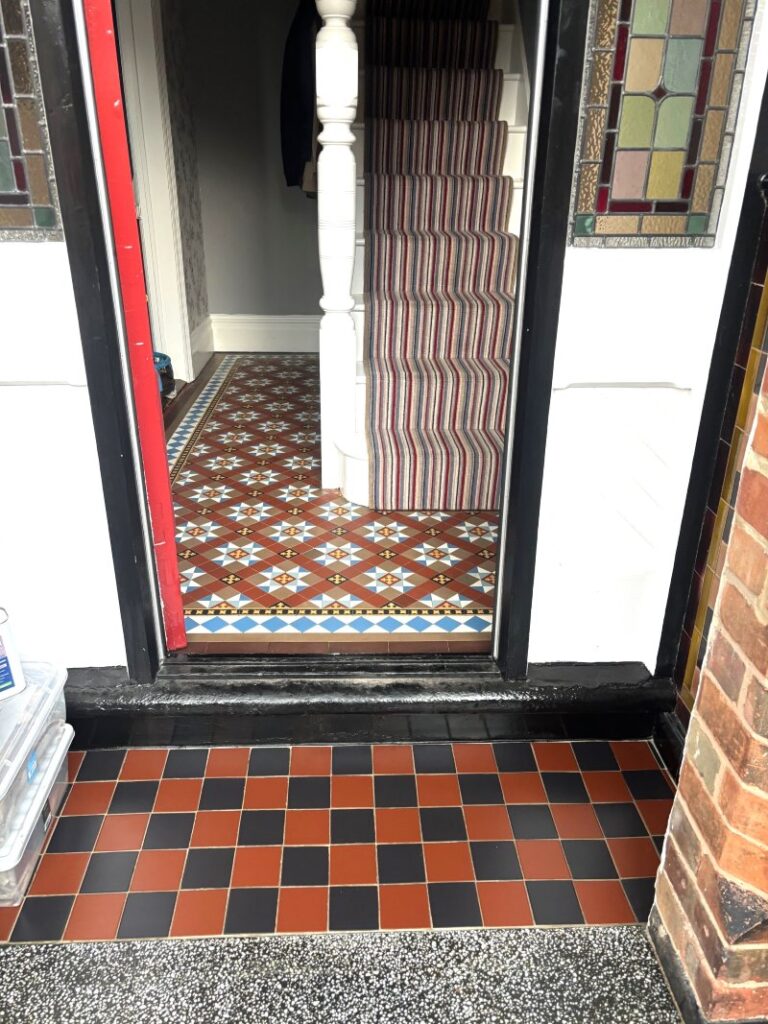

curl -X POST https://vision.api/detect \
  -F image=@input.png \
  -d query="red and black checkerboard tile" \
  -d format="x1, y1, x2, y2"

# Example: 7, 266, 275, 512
0, 741, 674, 942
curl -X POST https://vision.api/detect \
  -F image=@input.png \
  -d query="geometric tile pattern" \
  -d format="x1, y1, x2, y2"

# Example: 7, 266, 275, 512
167, 355, 498, 645
571, 0, 755, 247
0, 741, 674, 941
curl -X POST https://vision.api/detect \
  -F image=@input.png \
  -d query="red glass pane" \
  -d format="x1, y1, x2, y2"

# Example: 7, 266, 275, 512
597, 187, 609, 213
613, 24, 629, 81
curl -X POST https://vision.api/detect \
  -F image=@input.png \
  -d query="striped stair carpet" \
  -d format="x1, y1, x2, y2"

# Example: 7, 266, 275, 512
364, 0, 518, 511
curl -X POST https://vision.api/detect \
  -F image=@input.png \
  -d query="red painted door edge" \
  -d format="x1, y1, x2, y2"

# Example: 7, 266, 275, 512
83, 0, 187, 650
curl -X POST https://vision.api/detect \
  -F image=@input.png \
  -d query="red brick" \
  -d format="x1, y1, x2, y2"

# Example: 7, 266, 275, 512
717, 767, 768, 848
744, 675, 768, 740
719, 584, 768, 676
727, 527, 768, 595
737, 469, 768, 540
707, 630, 747, 704
698, 675, 768, 786
752, 411, 768, 459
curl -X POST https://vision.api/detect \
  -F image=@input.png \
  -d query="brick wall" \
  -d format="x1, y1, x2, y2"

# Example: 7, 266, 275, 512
652, 365, 768, 1021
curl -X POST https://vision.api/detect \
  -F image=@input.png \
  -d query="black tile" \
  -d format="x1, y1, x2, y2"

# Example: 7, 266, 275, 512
163, 749, 208, 778
46, 815, 103, 853
526, 881, 584, 924
374, 775, 417, 808
239, 810, 285, 846
143, 813, 195, 850
109, 781, 158, 814
413, 745, 455, 774
329, 886, 378, 930
419, 807, 467, 841
562, 840, 618, 880
507, 805, 557, 840
541, 772, 590, 804
458, 773, 504, 805
377, 844, 425, 884
248, 747, 290, 777
182, 848, 235, 889
572, 742, 619, 771
428, 882, 481, 927
470, 841, 522, 881
595, 803, 648, 838
331, 808, 375, 844
199, 778, 245, 810
623, 877, 656, 921
622, 770, 675, 800
492, 742, 536, 772
332, 746, 372, 775
10, 896, 74, 942
288, 777, 331, 809
77, 749, 126, 781
80, 851, 138, 893
118, 891, 176, 938
281, 846, 329, 886
652, 834, 664, 854
225, 888, 278, 934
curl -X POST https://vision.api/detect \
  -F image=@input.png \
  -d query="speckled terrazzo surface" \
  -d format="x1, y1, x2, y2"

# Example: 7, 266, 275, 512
0, 926, 680, 1023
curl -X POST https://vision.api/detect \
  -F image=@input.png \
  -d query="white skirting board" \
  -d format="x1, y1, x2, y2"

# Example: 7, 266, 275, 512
205, 314, 321, 354
190, 317, 215, 378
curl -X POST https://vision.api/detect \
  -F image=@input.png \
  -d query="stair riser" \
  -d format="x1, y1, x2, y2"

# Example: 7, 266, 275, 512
354, 21, 518, 73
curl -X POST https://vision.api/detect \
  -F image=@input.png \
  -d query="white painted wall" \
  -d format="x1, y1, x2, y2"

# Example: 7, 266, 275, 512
0, 243, 127, 668
528, 14, 768, 669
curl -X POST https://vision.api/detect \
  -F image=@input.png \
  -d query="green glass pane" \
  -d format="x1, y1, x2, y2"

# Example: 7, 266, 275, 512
632, 0, 671, 35
664, 38, 703, 93
573, 214, 595, 236
33, 206, 57, 228
0, 106, 7, 141
0, 139, 14, 192
655, 96, 694, 147
618, 96, 656, 148
687, 213, 708, 234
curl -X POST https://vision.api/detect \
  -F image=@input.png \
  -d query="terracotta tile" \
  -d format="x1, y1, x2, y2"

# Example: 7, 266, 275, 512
206, 748, 250, 778
500, 772, 547, 804
330, 844, 377, 885
191, 811, 241, 848
582, 771, 633, 803
244, 777, 288, 810
130, 849, 186, 892
171, 889, 227, 937
375, 808, 422, 843
290, 748, 332, 776
95, 813, 149, 852
452, 743, 496, 773
379, 883, 431, 929
0, 906, 19, 942
155, 779, 203, 813
532, 742, 578, 771
610, 742, 659, 770
607, 837, 661, 878
423, 842, 474, 882
517, 840, 571, 880
231, 847, 282, 888
29, 853, 90, 895
477, 881, 533, 926
636, 799, 674, 835
372, 745, 414, 774
463, 805, 513, 840
67, 750, 85, 783
574, 880, 636, 924
550, 805, 603, 840
416, 774, 462, 807
276, 886, 328, 932
284, 809, 330, 845
64, 893, 126, 940
120, 749, 168, 781
331, 776, 374, 808
62, 782, 115, 816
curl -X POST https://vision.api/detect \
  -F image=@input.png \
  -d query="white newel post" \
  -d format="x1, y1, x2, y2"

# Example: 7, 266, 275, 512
315, 0, 358, 491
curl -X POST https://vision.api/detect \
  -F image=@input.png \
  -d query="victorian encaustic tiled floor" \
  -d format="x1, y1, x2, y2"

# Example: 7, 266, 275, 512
0, 740, 674, 943
167, 354, 497, 652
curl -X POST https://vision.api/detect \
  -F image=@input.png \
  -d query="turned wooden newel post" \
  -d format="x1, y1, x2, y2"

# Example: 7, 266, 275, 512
315, 0, 358, 491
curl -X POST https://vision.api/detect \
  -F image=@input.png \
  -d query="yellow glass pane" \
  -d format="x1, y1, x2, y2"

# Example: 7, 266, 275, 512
625, 38, 665, 92
646, 151, 685, 198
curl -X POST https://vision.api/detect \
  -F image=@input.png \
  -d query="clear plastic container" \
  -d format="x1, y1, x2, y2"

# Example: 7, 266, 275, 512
0, 722, 73, 905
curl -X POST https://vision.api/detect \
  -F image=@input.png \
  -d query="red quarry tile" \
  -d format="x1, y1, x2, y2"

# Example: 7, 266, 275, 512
500, 772, 547, 804
532, 742, 578, 771
610, 741, 659, 770
64, 893, 126, 940
206, 748, 250, 778
424, 842, 474, 882
171, 889, 227, 937
95, 813, 149, 852
375, 808, 422, 843
379, 884, 431, 929
582, 771, 633, 803
607, 837, 661, 878
372, 745, 414, 775
191, 811, 240, 848
550, 805, 603, 840
416, 774, 462, 807
330, 844, 377, 885
636, 799, 674, 835
120, 749, 168, 781
464, 805, 514, 840
517, 840, 570, 880
29, 853, 90, 895
575, 880, 636, 924
67, 750, 85, 783
276, 886, 328, 932
231, 847, 282, 888
452, 743, 497, 773
244, 776, 288, 810
331, 776, 374, 808
290, 747, 332, 776
477, 881, 533, 926
130, 849, 186, 892
284, 809, 330, 846
155, 778, 203, 813
62, 782, 115, 816
0, 906, 19, 942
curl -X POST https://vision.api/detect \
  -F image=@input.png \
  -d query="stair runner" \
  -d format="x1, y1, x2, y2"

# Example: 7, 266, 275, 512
364, 0, 518, 511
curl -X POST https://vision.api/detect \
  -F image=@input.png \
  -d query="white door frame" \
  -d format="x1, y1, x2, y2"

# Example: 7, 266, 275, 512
114, 0, 194, 381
